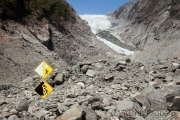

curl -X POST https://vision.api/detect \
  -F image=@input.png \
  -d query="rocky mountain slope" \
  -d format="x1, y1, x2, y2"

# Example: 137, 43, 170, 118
0, 0, 117, 84
107, 0, 180, 64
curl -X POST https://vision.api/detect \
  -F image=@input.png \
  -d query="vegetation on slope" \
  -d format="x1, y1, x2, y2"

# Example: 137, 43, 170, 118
0, 0, 76, 23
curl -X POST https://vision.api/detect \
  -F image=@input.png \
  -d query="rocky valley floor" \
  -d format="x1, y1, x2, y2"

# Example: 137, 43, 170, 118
1, 56, 180, 120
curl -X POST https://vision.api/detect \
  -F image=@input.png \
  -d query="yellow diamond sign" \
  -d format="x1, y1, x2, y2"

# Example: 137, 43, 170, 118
35, 61, 53, 79
34, 80, 54, 99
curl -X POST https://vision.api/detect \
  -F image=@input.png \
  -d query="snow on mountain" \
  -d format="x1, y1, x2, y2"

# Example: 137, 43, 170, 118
97, 36, 134, 55
80, 14, 134, 55
80, 15, 112, 34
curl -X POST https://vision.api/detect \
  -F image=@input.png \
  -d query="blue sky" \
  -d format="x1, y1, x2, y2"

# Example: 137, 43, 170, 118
66, 0, 130, 15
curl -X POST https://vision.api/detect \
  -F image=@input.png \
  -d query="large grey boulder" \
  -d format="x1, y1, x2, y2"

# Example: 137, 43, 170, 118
145, 110, 168, 120
34, 109, 49, 119
59, 104, 83, 120
8, 115, 19, 120
54, 73, 64, 85
166, 111, 180, 120
86, 70, 97, 78
83, 108, 97, 120
95, 110, 106, 119
104, 73, 114, 81
81, 65, 89, 73
117, 100, 142, 119
168, 95, 180, 111
144, 85, 180, 115
74, 63, 81, 74
94, 63, 103, 70
141, 85, 154, 95
117, 61, 127, 66
15, 100, 29, 112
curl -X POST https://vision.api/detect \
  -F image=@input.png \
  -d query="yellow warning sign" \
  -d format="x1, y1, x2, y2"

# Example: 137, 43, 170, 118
34, 80, 54, 99
35, 61, 53, 79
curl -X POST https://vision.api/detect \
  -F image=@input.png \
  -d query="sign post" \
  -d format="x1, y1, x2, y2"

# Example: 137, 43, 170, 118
34, 61, 54, 108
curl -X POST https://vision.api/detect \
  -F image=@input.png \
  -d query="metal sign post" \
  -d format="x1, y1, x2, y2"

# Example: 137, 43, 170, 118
43, 99, 46, 108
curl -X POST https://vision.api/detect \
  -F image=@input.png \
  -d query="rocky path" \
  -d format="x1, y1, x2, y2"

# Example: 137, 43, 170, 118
1, 57, 180, 120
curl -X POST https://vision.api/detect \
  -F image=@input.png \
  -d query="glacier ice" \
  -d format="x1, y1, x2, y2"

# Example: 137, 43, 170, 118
80, 14, 134, 55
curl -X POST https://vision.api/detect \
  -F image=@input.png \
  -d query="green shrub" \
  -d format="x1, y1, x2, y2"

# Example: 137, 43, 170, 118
0, 0, 26, 20
0, 0, 74, 23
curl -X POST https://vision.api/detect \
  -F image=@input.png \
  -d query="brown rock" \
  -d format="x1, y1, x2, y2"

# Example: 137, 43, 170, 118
54, 73, 64, 85
81, 65, 89, 73
171, 96, 180, 111
120, 86, 128, 90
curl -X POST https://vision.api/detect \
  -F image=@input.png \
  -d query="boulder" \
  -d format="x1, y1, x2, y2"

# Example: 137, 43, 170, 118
175, 69, 180, 76
166, 111, 180, 120
88, 96, 103, 104
34, 109, 49, 119
86, 70, 97, 78
81, 65, 89, 73
103, 97, 112, 106
117, 61, 127, 66
77, 82, 85, 89
145, 110, 169, 120
54, 73, 64, 85
141, 85, 154, 95
170, 96, 180, 111
44, 104, 58, 111
15, 100, 29, 112
144, 85, 180, 114
95, 110, 106, 119
94, 63, 103, 70
117, 100, 142, 119
104, 73, 114, 81
8, 115, 19, 120
132, 94, 146, 107
75, 63, 81, 73
62, 70, 70, 78
110, 116, 119, 120
59, 104, 83, 120
91, 101, 104, 110
172, 63, 179, 67
83, 108, 97, 120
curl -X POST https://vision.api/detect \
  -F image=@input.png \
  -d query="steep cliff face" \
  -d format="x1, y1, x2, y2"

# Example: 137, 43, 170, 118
109, 0, 180, 48
108, 0, 180, 64
107, 0, 141, 24
0, 0, 112, 84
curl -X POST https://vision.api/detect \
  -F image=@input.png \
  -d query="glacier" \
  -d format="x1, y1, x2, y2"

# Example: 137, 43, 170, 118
80, 14, 134, 55
80, 14, 113, 34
